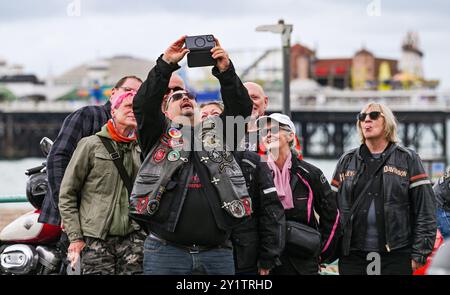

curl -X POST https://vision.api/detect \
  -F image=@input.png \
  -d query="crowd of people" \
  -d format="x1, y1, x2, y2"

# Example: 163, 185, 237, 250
38, 35, 448, 275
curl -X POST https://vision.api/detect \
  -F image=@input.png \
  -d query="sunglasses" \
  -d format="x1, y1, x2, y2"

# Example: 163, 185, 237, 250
260, 126, 292, 137
166, 86, 184, 95
167, 91, 196, 103
357, 111, 383, 121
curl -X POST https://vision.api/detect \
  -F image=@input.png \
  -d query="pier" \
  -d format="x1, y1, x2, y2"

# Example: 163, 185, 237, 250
1, 96, 450, 170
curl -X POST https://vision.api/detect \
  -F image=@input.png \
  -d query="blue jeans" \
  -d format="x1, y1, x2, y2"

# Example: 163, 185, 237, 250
437, 207, 450, 239
143, 235, 235, 275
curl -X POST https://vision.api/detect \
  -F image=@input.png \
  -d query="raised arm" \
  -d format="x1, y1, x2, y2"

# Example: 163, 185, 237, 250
133, 36, 189, 157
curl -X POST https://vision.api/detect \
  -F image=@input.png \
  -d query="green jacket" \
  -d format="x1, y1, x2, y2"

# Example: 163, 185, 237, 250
59, 124, 141, 242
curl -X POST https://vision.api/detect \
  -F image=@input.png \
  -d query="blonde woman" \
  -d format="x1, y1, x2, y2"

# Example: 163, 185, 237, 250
331, 102, 436, 275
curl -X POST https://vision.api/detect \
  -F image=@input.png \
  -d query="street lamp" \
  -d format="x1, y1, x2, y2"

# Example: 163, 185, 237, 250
256, 19, 293, 117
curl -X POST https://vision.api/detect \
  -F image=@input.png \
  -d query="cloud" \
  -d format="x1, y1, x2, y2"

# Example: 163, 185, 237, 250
0, 0, 449, 89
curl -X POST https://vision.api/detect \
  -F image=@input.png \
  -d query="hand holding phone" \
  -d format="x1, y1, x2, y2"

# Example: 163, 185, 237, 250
185, 34, 216, 67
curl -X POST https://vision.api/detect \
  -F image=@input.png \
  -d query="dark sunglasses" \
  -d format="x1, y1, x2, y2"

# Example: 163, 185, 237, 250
165, 86, 184, 94
260, 126, 292, 136
167, 91, 196, 103
357, 111, 382, 121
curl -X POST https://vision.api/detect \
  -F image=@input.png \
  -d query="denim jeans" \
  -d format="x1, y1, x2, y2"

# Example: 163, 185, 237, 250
437, 207, 450, 239
143, 235, 235, 275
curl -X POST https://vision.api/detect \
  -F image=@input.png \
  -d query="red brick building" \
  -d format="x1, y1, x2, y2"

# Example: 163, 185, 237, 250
291, 44, 398, 89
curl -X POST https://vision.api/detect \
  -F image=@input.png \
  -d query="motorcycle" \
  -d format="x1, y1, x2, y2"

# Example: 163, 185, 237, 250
0, 137, 69, 275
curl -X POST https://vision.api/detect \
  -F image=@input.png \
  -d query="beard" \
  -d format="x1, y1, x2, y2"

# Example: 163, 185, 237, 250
251, 111, 260, 121
181, 108, 194, 117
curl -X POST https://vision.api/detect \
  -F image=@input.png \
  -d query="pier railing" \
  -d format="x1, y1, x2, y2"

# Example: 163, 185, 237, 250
0, 195, 28, 203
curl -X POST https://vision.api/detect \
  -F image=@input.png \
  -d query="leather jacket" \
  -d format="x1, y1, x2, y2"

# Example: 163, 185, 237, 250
131, 56, 253, 234
331, 143, 437, 264
433, 169, 450, 211
231, 151, 286, 272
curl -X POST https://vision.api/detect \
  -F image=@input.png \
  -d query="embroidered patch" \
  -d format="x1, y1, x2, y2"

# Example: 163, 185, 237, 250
160, 134, 171, 147
208, 150, 233, 163
203, 134, 221, 149
169, 138, 184, 150
384, 165, 407, 177
135, 195, 150, 214
147, 199, 160, 215
152, 148, 166, 163
222, 200, 246, 218
167, 150, 181, 162
168, 127, 182, 139
242, 197, 252, 216
339, 170, 356, 182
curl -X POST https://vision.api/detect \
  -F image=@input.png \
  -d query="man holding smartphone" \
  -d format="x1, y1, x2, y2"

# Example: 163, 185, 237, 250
132, 36, 253, 275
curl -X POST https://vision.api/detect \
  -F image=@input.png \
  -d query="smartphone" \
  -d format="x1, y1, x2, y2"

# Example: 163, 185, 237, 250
185, 34, 216, 67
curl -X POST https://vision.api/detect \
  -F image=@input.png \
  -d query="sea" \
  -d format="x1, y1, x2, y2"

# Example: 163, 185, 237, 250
0, 158, 45, 210
0, 157, 339, 210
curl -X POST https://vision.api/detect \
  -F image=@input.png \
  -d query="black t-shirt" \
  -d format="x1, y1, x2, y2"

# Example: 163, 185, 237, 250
152, 155, 228, 247
350, 145, 386, 252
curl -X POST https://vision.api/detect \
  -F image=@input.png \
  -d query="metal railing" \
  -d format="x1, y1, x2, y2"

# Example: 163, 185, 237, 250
0, 195, 28, 203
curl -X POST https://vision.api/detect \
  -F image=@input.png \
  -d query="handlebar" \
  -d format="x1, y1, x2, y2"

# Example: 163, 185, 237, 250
25, 164, 46, 176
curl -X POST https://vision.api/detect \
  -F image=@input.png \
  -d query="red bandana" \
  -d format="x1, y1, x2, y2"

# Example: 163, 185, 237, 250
106, 120, 136, 143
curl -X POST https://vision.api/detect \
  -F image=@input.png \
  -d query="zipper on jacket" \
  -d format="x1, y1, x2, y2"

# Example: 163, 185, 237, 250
102, 175, 120, 237
173, 163, 193, 230
385, 243, 391, 252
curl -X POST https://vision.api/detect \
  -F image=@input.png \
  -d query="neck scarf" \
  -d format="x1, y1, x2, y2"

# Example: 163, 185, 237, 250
267, 152, 294, 209
106, 119, 136, 143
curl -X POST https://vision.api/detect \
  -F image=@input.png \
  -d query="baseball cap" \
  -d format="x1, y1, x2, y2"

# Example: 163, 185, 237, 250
255, 113, 296, 134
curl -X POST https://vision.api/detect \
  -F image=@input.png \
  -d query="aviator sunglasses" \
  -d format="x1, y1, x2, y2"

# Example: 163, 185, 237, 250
165, 86, 184, 94
357, 111, 383, 121
167, 91, 197, 103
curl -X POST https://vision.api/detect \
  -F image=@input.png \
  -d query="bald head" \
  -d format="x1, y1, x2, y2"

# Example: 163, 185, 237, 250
169, 73, 185, 90
244, 82, 265, 96
162, 73, 186, 113
244, 82, 268, 119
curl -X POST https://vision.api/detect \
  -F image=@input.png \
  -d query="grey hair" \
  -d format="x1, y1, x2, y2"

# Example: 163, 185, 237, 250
199, 101, 224, 112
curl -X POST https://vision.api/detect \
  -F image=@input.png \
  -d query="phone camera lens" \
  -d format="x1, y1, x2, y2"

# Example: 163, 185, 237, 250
194, 37, 206, 48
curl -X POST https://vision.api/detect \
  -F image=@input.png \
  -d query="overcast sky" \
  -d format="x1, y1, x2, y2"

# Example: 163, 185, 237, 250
1, 0, 449, 89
